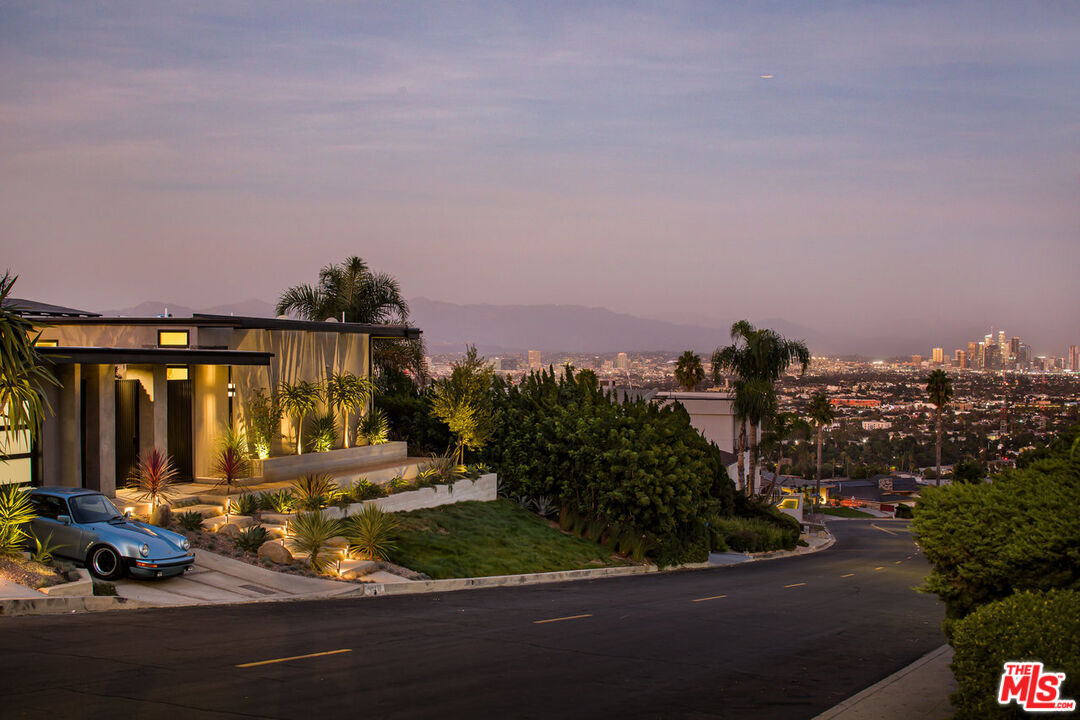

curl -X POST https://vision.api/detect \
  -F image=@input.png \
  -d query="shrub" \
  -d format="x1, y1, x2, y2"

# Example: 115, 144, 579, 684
464, 463, 490, 479
948, 589, 1080, 720
230, 494, 258, 516
245, 388, 283, 459
266, 489, 295, 513
357, 409, 390, 445
712, 517, 794, 553
894, 504, 914, 519
344, 505, 401, 561
532, 496, 558, 519
93, 581, 118, 596
290, 473, 338, 511
387, 476, 411, 494
176, 511, 205, 531
0, 484, 36, 557
348, 478, 387, 501
31, 531, 64, 564
307, 413, 338, 453
234, 526, 269, 553
286, 512, 343, 573
421, 452, 465, 487
128, 448, 179, 509
254, 491, 276, 511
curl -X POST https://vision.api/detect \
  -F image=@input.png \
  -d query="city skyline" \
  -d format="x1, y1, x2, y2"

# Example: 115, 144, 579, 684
2, 2, 1078, 351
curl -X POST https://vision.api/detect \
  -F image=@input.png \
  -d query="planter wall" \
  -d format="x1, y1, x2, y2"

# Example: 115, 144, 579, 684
323, 473, 498, 518
259, 442, 407, 482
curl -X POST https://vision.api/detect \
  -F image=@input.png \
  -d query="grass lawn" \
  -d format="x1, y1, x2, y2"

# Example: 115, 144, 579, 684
820, 506, 874, 518
387, 499, 633, 579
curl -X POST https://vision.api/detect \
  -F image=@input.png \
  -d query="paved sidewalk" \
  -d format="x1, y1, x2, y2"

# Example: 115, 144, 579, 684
0, 576, 45, 599
112, 549, 362, 606
813, 644, 955, 720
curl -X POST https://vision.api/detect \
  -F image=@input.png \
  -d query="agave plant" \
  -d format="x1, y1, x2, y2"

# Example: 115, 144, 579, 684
31, 531, 65, 564
349, 478, 387, 501
231, 493, 258, 516
307, 413, 338, 453
423, 452, 465, 486
290, 473, 339, 510
531, 496, 558, 519
234, 525, 269, 553
343, 505, 400, 562
267, 489, 295, 513
176, 511, 205, 531
128, 448, 180, 510
386, 476, 412, 494
0, 484, 35, 558
356, 409, 390, 445
286, 511, 343, 573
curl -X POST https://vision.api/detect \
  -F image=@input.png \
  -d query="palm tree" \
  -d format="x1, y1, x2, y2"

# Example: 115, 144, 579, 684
278, 380, 322, 455
325, 371, 374, 448
731, 377, 776, 494
0, 272, 59, 453
761, 411, 810, 499
926, 369, 954, 486
807, 392, 834, 503
674, 350, 705, 391
713, 320, 810, 495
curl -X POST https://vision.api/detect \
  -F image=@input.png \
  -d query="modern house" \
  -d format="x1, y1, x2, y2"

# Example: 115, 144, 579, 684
653, 390, 758, 492
2, 298, 420, 497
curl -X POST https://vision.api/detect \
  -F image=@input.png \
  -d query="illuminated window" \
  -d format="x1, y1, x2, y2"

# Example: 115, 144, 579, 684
158, 330, 189, 347
34, 339, 59, 347
166, 366, 189, 381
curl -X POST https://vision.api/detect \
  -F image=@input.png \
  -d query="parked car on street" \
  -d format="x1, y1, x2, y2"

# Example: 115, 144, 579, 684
26, 487, 194, 580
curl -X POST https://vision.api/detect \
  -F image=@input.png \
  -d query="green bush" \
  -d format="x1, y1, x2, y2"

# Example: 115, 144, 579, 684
894, 504, 914, 519
234, 525, 269, 553
913, 452, 1080, 618
348, 478, 387, 501
93, 581, 118, 596
949, 589, 1080, 720
343, 505, 400, 561
230, 494, 257, 516
712, 517, 796, 553
176, 511, 205, 531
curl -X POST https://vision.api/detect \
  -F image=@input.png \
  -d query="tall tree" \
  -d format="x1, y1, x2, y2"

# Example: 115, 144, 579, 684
807, 391, 834, 503
430, 346, 497, 465
761, 411, 810, 499
278, 380, 322, 455
926, 369, 954, 486
674, 350, 705, 391
0, 272, 59, 454
276, 256, 426, 382
324, 371, 374, 448
712, 320, 810, 495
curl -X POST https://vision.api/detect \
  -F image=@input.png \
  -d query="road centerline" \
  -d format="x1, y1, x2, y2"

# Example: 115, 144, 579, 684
691, 594, 727, 602
534, 614, 593, 625
841, 573, 855, 578
236, 648, 352, 668
784, 583, 806, 589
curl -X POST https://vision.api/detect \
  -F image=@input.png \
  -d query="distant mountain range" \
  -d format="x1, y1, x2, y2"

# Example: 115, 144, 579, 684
100, 297, 961, 357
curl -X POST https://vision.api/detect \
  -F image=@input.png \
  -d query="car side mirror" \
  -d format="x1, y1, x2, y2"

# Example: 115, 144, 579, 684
124, 510, 132, 519
57, 515, 71, 525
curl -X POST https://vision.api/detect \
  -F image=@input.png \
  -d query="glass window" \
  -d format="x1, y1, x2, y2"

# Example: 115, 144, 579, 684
30, 494, 67, 520
34, 339, 59, 347
166, 366, 188, 380
69, 494, 122, 523
158, 330, 189, 347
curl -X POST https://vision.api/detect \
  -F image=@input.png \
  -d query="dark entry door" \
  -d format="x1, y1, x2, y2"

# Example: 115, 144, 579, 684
115, 379, 140, 486
167, 379, 194, 481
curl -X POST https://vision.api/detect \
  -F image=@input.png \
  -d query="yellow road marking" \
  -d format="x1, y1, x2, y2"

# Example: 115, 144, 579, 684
784, 583, 806, 589
534, 614, 593, 625
236, 648, 351, 668
692, 595, 727, 602
895, 560, 902, 564
871, 524, 898, 535
874, 566, 885, 571
841, 573, 855, 578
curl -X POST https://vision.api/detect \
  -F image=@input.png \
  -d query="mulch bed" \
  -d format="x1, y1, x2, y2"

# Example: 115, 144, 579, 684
0, 556, 67, 590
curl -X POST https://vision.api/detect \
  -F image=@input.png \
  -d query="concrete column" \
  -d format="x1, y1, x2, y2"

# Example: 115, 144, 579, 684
152, 364, 168, 454
193, 365, 228, 479
95, 365, 116, 497
40, 376, 62, 486
58, 364, 82, 486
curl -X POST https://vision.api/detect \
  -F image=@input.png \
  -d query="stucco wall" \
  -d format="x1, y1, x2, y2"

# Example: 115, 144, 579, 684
322, 474, 498, 518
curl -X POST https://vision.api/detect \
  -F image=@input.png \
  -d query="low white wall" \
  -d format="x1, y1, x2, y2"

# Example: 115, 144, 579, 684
323, 473, 497, 518
260, 442, 407, 482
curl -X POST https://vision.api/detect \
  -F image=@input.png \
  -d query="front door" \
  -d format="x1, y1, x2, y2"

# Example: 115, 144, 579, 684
114, 379, 140, 487
167, 378, 193, 481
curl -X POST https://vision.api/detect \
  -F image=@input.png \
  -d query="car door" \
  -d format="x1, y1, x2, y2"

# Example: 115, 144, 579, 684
29, 494, 86, 561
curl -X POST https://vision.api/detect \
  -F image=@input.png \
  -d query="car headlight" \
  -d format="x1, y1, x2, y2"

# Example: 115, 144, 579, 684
139, 544, 150, 557
180, 537, 190, 551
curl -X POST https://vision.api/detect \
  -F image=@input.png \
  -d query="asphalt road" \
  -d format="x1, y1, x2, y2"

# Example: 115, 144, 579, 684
0, 520, 945, 720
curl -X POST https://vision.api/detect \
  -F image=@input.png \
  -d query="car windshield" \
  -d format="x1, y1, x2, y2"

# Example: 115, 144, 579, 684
69, 494, 123, 524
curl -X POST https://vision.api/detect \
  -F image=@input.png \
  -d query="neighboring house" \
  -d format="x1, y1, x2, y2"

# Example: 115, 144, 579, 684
654, 391, 758, 492
822, 475, 919, 508
3, 298, 420, 496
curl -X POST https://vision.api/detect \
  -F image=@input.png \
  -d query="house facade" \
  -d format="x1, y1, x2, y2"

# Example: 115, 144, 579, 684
3, 299, 420, 497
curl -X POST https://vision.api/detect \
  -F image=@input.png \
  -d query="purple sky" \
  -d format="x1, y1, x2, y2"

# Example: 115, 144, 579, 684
2, 2, 1078, 354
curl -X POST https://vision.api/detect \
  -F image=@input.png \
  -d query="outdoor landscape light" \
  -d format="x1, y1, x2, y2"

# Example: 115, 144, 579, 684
227, 382, 236, 398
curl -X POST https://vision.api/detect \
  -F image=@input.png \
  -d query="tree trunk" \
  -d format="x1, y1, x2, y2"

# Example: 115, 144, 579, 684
296, 413, 304, 455
341, 409, 350, 449
936, 408, 942, 486
815, 426, 823, 502
737, 421, 747, 493
748, 420, 759, 496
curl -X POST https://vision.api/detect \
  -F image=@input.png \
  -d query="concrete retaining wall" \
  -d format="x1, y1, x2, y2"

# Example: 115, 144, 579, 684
260, 442, 407, 482
324, 473, 498, 518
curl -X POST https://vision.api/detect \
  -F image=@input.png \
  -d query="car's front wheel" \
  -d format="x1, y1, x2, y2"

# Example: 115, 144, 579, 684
88, 545, 125, 580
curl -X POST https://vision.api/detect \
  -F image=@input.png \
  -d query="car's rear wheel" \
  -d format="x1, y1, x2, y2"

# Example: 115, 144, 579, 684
88, 545, 124, 580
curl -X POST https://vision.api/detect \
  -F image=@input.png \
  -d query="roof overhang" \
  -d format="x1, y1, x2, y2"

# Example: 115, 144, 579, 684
38, 347, 273, 366
30, 312, 421, 339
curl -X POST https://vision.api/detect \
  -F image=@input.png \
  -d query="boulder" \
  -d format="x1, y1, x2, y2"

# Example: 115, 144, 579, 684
215, 522, 241, 539
258, 540, 293, 565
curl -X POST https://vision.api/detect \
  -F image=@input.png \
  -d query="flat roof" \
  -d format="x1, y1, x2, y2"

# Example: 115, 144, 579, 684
3, 297, 100, 318
32, 312, 420, 339
38, 347, 273, 366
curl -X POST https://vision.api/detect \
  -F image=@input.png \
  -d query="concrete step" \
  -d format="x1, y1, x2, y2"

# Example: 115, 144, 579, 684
173, 504, 228, 519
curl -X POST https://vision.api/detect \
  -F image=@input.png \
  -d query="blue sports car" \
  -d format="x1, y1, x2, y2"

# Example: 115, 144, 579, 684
27, 487, 195, 580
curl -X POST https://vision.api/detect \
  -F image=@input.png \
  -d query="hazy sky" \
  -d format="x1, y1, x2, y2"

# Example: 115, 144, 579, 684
2, 2, 1078, 353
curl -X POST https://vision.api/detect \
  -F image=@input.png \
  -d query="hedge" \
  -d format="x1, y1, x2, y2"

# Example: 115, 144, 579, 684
949, 589, 1080, 720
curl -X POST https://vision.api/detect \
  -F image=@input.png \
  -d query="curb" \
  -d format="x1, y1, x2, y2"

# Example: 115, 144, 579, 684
811, 644, 953, 720
360, 564, 655, 597
0, 595, 151, 617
